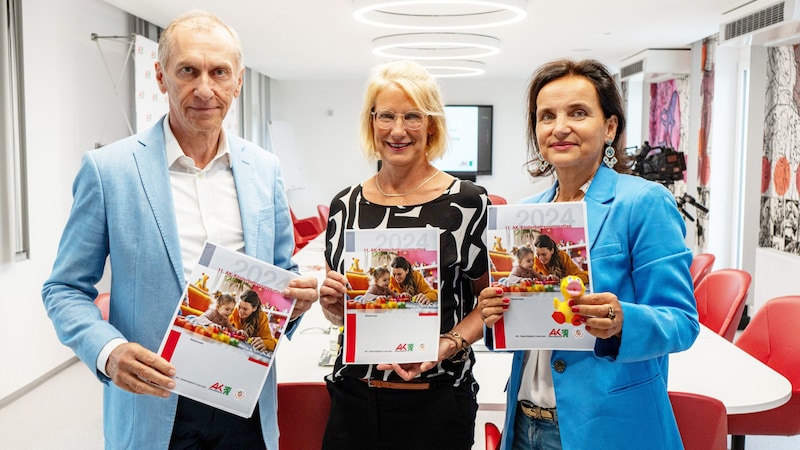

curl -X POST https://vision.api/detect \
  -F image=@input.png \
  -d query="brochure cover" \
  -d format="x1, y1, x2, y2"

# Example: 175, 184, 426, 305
342, 228, 440, 364
488, 203, 595, 350
157, 242, 297, 418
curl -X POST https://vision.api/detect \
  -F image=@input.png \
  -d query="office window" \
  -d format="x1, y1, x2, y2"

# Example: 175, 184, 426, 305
1, 0, 28, 261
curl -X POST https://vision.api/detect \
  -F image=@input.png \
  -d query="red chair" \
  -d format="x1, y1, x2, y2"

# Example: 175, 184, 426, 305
488, 194, 507, 205
693, 268, 751, 342
317, 204, 330, 230
94, 292, 110, 321
277, 382, 330, 450
689, 253, 715, 288
485, 422, 501, 450
669, 391, 727, 450
290, 208, 323, 253
728, 296, 800, 450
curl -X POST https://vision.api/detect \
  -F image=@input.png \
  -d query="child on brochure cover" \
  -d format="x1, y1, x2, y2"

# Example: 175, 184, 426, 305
505, 246, 548, 285
360, 267, 393, 303
196, 292, 237, 330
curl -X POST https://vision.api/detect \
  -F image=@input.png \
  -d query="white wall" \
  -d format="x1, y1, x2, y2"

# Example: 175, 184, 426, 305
270, 77, 551, 219
0, 0, 131, 402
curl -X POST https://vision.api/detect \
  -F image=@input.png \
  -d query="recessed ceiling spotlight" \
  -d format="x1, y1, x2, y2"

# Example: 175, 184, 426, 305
353, 0, 527, 30
419, 59, 486, 77
372, 33, 500, 59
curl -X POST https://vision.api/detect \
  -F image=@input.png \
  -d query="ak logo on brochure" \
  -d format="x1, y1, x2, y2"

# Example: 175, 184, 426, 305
209, 382, 243, 399
548, 328, 587, 339
395, 343, 414, 352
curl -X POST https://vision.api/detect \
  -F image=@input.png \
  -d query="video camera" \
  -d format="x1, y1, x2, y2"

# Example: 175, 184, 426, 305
630, 141, 686, 183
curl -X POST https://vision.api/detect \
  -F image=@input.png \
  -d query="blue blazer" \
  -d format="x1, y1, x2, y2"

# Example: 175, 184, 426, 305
42, 117, 297, 450
492, 165, 699, 449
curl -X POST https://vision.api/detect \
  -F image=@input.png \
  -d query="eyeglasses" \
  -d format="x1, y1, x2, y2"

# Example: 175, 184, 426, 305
371, 110, 426, 130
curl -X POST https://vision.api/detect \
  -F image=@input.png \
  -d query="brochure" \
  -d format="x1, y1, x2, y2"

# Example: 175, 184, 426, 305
342, 228, 440, 364
488, 203, 595, 350
157, 242, 297, 418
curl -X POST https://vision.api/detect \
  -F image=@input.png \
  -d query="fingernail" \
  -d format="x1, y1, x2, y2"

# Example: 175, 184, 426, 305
502, 305, 509, 310
568, 300, 575, 306
585, 326, 591, 330
571, 306, 579, 313
502, 298, 510, 304
495, 288, 503, 294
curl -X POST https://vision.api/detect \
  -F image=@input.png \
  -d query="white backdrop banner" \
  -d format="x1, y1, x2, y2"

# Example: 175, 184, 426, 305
133, 34, 240, 136
134, 34, 168, 133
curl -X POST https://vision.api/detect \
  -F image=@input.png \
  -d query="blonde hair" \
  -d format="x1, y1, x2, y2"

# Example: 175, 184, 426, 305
359, 60, 447, 161
158, 10, 243, 71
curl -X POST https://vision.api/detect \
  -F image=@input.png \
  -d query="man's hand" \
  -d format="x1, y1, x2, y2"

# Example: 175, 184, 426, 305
106, 342, 176, 398
284, 276, 319, 320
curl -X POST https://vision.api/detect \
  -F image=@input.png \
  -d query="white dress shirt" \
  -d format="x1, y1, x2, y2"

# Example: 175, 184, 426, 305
97, 116, 245, 375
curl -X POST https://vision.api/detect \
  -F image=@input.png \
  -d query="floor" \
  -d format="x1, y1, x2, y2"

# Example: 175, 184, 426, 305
0, 359, 798, 450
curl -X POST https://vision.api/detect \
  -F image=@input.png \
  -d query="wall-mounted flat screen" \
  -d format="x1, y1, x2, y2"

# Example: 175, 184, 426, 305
433, 105, 493, 181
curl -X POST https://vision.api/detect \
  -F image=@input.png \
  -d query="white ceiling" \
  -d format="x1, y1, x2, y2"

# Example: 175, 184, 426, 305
102, 0, 767, 81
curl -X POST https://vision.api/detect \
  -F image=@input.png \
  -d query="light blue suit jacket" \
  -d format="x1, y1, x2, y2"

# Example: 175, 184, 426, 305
491, 165, 699, 449
42, 117, 297, 450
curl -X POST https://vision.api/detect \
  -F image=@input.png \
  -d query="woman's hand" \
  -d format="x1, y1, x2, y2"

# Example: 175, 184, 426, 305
415, 293, 434, 304
319, 270, 347, 325
570, 292, 624, 339
375, 362, 431, 381
376, 337, 450, 380
250, 336, 266, 351
477, 287, 509, 328
284, 276, 319, 320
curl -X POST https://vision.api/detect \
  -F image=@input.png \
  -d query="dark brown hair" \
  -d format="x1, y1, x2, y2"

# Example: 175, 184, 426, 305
525, 58, 629, 177
534, 234, 567, 279
390, 256, 419, 295
238, 290, 261, 338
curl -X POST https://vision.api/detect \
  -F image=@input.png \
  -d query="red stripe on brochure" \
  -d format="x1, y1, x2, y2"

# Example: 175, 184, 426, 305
494, 318, 506, 349
345, 313, 357, 363
162, 329, 182, 362
248, 357, 270, 367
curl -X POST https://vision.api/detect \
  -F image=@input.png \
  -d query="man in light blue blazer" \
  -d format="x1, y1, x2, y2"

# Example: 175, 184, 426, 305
42, 11, 317, 449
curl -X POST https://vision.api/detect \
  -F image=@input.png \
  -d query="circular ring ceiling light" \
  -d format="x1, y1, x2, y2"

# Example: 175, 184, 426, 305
372, 33, 500, 59
420, 59, 486, 77
353, 0, 527, 30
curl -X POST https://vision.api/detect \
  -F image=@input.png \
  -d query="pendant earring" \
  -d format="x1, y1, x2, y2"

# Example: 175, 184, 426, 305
533, 152, 549, 172
603, 141, 617, 169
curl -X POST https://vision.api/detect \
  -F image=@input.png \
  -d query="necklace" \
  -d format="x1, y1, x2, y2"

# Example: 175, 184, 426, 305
375, 169, 441, 198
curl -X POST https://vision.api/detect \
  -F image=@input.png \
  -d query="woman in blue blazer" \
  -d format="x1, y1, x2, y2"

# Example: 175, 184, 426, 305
480, 59, 699, 449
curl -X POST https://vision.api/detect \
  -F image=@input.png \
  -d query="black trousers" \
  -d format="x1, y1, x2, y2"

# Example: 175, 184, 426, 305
169, 396, 266, 450
321, 377, 477, 450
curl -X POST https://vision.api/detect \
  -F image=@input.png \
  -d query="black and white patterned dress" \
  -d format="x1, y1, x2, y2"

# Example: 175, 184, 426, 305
323, 179, 489, 393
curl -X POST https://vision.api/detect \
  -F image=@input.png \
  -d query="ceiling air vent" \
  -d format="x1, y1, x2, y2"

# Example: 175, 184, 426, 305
720, 0, 800, 46
723, 2, 785, 41
619, 49, 690, 82
620, 60, 644, 79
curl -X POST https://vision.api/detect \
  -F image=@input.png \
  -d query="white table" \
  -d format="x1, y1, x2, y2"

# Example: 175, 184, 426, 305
669, 325, 791, 414
279, 235, 792, 415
